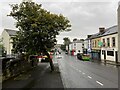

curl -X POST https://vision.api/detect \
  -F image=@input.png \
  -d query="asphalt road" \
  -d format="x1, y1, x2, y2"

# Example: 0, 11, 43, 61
54, 52, 118, 88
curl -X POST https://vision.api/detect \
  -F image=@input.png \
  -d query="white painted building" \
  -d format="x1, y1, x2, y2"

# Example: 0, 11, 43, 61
69, 43, 73, 53
101, 25, 118, 62
1, 29, 17, 55
84, 35, 92, 54
69, 40, 84, 55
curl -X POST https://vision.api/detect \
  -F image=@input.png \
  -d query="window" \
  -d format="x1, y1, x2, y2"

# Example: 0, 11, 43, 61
107, 38, 110, 47
107, 51, 114, 56
102, 50, 104, 55
112, 37, 115, 47
103, 39, 105, 47
95, 40, 96, 47
97, 40, 99, 47
74, 43, 76, 46
92, 41, 94, 47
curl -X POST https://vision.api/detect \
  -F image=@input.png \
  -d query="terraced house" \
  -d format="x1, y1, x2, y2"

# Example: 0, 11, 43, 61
100, 25, 118, 63
88, 25, 118, 63
89, 27, 105, 61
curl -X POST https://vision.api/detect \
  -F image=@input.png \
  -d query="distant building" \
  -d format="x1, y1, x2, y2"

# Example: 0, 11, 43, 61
1, 29, 17, 55
84, 35, 92, 54
69, 40, 84, 55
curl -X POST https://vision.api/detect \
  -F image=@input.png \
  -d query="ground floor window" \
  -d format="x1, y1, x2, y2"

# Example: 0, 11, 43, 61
107, 51, 114, 56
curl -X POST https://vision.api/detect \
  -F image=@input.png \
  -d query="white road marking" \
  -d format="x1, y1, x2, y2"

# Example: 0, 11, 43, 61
65, 61, 105, 87
96, 81, 104, 86
88, 76, 92, 79
82, 72, 85, 75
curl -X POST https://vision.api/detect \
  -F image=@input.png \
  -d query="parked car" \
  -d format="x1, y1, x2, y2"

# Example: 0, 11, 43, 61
37, 53, 53, 62
77, 53, 83, 60
65, 50, 68, 54
82, 54, 91, 61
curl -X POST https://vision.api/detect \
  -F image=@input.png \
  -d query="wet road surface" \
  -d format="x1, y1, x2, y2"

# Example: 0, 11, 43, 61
54, 52, 118, 88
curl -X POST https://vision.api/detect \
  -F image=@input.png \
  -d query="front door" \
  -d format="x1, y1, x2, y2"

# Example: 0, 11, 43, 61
104, 50, 106, 60
115, 51, 118, 63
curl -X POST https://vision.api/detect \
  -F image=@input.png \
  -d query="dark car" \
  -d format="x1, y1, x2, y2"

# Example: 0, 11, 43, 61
65, 50, 68, 54
77, 53, 83, 60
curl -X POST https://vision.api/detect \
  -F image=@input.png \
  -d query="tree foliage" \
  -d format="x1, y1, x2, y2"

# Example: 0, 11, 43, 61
9, 1, 71, 55
63, 37, 71, 45
8, 1, 71, 71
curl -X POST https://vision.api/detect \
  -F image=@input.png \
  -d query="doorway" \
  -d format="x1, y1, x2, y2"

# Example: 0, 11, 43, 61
115, 51, 118, 63
104, 50, 106, 60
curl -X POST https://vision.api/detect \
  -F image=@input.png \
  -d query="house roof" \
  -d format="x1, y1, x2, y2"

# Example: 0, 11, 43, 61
86, 25, 118, 40
100, 25, 117, 36
72, 40, 83, 43
5, 29, 17, 36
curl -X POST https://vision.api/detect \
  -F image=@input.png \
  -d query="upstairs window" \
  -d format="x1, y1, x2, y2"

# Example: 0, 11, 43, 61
92, 41, 94, 47
112, 37, 115, 47
95, 40, 96, 47
103, 39, 105, 47
107, 38, 110, 47
74, 43, 76, 46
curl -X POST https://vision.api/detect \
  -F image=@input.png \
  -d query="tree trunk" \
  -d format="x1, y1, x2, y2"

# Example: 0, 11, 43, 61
44, 49, 54, 71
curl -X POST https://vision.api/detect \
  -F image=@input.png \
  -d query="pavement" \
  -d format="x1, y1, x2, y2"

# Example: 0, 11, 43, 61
2, 61, 64, 89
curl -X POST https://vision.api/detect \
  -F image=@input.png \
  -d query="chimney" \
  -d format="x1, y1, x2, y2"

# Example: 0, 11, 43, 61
99, 27, 105, 34
87, 35, 92, 38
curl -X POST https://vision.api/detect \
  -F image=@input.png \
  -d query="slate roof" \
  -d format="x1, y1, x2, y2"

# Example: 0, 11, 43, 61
72, 40, 83, 43
86, 25, 118, 40
5, 29, 17, 36
101, 25, 117, 36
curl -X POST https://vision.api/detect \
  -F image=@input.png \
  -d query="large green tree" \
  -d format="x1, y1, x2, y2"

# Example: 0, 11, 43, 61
63, 37, 70, 46
8, 1, 71, 71
63, 37, 71, 51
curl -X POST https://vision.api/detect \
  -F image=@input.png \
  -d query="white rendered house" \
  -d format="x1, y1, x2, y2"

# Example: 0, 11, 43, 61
69, 40, 84, 55
100, 25, 118, 62
1, 29, 17, 55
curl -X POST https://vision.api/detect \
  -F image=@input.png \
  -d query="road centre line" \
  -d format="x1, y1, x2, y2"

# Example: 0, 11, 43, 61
82, 72, 85, 75
70, 63, 104, 87
87, 76, 92, 79
96, 81, 104, 86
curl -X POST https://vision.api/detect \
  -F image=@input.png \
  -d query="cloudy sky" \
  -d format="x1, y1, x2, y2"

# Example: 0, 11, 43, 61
0, 0, 119, 44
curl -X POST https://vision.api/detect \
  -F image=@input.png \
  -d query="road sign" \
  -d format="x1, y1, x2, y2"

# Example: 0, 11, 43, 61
98, 41, 103, 47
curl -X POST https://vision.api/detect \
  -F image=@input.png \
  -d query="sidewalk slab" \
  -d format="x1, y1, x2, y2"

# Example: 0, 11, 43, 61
30, 63, 64, 88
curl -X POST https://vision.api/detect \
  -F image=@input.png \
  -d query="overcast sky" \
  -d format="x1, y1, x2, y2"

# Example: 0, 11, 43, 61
0, 0, 119, 44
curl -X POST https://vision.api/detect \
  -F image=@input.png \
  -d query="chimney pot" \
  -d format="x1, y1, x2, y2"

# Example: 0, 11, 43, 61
99, 27, 105, 33
87, 35, 92, 38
